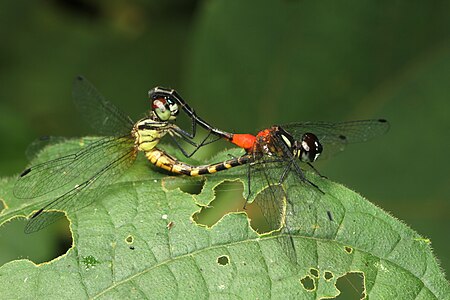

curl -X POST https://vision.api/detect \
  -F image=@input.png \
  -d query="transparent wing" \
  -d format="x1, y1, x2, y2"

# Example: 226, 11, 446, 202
73, 76, 134, 136
25, 136, 68, 162
247, 159, 285, 230
281, 119, 390, 159
14, 136, 137, 232
24, 146, 136, 233
248, 130, 327, 264
252, 161, 327, 264
244, 159, 287, 263
248, 159, 303, 265
15, 136, 134, 199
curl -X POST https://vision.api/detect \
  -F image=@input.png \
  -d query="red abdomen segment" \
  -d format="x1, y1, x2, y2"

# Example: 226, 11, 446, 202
231, 134, 257, 151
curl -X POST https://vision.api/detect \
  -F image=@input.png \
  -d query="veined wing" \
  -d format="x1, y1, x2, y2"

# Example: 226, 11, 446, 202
73, 76, 134, 136
246, 156, 301, 265
249, 158, 309, 265
248, 128, 328, 264
281, 119, 389, 159
14, 136, 137, 232
25, 136, 68, 162
14, 136, 134, 199
247, 159, 286, 230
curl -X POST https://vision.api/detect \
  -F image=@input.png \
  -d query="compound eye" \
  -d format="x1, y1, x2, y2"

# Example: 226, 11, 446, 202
152, 98, 172, 121
300, 133, 323, 162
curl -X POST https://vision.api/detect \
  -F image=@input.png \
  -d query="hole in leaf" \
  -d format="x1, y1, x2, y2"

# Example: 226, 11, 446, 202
324, 271, 333, 281
300, 275, 315, 291
217, 255, 229, 266
335, 272, 365, 299
0, 215, 72, 266
193, 180, 246, 226
179, 180, 204, 195
193, 180, 285, 235
344, 246, 353, 254
247, 185, 285, 234
125, 235, 133, 244
309, 268, 319, 278
163, 177, 205, 195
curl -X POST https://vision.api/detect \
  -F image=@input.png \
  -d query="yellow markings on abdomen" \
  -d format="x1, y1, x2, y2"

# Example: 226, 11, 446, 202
144, 148, 251, 176
207, 166, 217, 174
146, 149, 176, 172
223, 163, 232, 169
189, 169, 200, 176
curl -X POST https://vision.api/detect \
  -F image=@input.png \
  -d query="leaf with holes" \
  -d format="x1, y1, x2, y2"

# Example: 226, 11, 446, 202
0, 139, 449, 299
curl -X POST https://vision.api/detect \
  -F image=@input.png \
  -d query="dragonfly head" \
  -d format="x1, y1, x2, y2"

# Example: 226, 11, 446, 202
150, 95, 179, 121
296, 133, 323, 163
275, 127, 322, 163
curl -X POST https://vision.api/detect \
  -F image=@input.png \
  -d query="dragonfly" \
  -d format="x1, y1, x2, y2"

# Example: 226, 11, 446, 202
143, 117, 390, 262
146, 118, 389, 197
14, 76, 223, 233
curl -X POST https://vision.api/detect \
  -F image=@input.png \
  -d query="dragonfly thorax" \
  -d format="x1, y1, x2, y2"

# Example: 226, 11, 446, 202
132, 117, 170, 152
256, 128, 283, 157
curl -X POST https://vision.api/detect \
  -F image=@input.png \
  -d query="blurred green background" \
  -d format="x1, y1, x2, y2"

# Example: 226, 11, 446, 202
0, 0, 448, 282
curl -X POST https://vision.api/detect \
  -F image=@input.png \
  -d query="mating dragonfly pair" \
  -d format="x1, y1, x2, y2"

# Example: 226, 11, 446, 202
14, 76, 389, 235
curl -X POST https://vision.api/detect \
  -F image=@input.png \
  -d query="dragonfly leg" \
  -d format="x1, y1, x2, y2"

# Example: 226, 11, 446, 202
278, 161, 294, 184
168, 129, 216, 158
290, 159, 325, 194
307, 162, 327, 179
242, 163, 253, 210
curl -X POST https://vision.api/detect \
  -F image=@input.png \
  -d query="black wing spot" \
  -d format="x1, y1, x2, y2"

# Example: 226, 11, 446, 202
338, 134, 347, 140
31, 208, 44, 218
20, 168, 32, 177
378, 119, 387, 123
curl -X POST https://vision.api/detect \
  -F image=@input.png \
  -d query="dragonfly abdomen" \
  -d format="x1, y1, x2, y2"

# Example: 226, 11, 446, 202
145, 149, 252, 176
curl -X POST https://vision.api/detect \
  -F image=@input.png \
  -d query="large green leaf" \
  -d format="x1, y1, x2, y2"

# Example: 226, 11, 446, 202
0, 140, 448, 299
0, 0, 449, 279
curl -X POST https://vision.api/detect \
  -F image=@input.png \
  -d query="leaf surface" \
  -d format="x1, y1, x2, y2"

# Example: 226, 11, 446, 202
0, 141, 448, 299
